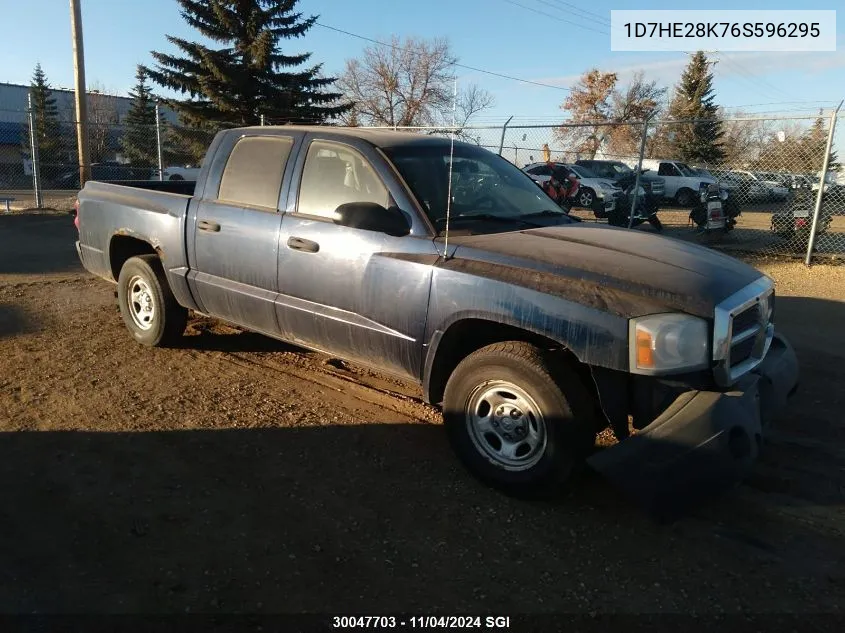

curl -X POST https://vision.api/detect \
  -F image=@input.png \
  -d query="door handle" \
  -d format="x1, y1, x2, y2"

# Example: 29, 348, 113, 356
287, 236, 320, 253
198, 219, 221, 232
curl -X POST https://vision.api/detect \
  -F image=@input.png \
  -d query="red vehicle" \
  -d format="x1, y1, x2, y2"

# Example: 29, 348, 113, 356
540, 164, 580, 210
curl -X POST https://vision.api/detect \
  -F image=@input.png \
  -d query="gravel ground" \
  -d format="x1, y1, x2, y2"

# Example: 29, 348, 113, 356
1, 212, 844, 616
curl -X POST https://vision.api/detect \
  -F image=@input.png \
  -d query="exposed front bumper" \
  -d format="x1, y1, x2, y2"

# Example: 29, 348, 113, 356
588, 333, 799, 519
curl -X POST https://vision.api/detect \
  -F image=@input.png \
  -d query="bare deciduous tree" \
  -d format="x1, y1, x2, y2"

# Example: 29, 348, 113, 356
557, 70, 668, 160
605, 72, 666, 156
87, 83, 121, 163
556, 69, 617, 159
337, 37, 494, 128
454, 83, 495, 128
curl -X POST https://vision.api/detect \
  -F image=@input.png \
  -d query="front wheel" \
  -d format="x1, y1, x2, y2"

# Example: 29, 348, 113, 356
117, 255, 188, 347
675, 188, 695, 207
577, 188, 595, 209
442, 342, 598, 496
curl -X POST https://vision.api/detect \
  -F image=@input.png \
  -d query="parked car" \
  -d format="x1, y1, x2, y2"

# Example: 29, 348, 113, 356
757, 172, 791, 188
522, 162, 622, 215
639, 159, 716, 206
574, 159, 666, 209
53, 162, 153, 189
745, 171, 789, 201
153, 165, 202, 181
711, 170, 771, 203
74, 126, 799, 513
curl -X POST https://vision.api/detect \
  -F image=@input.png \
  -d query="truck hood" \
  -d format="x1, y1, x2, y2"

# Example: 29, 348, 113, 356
443, 224, 764, 319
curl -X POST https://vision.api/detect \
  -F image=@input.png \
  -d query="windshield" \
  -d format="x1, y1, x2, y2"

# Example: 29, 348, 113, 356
609, 162, 633, 175
567, 164, 598, 179
674, 162, 696, 177
384, 143, 567, 230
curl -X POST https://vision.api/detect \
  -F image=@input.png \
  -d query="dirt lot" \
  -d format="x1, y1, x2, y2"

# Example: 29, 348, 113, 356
1, 211, 844, 616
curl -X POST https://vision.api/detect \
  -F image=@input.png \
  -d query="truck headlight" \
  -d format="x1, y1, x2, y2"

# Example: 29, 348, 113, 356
629, 314, 709, 374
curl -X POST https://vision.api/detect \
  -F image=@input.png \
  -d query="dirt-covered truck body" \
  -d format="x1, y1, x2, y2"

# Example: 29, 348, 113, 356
75, 126, 799, 514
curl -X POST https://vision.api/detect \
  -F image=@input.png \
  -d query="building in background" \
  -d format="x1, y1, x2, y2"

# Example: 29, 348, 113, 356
0, 82, 177, 186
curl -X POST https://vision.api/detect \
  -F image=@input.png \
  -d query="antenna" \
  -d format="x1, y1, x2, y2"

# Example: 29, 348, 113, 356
443, 76, 458, 260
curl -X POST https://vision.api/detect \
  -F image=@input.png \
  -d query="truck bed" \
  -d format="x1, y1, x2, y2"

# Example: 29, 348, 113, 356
76, 181, 194, 284
96, 179, 197, 196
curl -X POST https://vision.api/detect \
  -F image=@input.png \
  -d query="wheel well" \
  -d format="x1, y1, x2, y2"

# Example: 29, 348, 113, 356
426, 319, 596, 407
109, 236, 157, 281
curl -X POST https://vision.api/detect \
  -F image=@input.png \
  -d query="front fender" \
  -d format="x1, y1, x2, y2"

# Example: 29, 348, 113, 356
422, 267, 630, 396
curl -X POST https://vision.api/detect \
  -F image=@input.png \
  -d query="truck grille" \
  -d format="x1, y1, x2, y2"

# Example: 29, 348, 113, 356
713, 278, 775, 387
650, 180, 665, 196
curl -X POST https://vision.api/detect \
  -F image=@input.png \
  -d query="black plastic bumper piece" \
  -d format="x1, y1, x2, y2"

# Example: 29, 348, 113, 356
587, 333, 799, 520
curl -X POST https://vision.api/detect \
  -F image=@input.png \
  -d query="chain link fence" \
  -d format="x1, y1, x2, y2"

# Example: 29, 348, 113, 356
378, 111, 844, 264
2, 101, 842, 264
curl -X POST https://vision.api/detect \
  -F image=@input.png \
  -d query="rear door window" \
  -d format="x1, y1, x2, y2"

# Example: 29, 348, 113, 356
217, 136, 294, 210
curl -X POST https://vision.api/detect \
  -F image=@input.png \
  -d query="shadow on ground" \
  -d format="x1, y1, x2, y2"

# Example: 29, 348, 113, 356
0, 304, 38, 339
1, 421, 843, 614
0, 214, 83, 276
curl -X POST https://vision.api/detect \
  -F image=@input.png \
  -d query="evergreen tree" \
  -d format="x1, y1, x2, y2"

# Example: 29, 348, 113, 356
144, 0, 349, 131
665, 51, 724, 164
27, 64, 62, 175
120, 66, 160, 171
801, 112, 839, 173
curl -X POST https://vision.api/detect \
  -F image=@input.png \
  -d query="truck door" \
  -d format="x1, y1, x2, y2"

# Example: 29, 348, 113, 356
189, 134, 299, 335
657, 162, 682, 197
276, 136, 436, 380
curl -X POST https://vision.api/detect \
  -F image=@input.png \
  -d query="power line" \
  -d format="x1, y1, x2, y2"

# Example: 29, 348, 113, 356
538, 0, 612, 26
721, 100, 839, 109
499, 0, 609, 35
713, 53, 793, 101
314, 22, 572, 92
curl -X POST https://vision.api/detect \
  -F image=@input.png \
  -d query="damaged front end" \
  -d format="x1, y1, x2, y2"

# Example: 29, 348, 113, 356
586, 277, 800, 519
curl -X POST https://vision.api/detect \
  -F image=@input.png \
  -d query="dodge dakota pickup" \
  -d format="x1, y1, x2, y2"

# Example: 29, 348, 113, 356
75, 126, 799, 511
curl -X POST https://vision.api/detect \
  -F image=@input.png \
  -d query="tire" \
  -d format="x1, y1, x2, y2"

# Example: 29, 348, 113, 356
117, 255, 187, 347
675, 188, 695, 207
577, 188, 595, 209
442, 342, 598, 497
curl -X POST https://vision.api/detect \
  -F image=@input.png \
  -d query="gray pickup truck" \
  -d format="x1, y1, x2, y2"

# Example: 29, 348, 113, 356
75, 126, 799, 512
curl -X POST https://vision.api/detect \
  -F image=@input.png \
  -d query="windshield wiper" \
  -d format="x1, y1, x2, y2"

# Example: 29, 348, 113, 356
434, 214, 543, 228
522, 209, 571, 218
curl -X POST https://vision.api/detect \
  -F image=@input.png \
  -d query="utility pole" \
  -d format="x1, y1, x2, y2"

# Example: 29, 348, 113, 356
69, 0, 90, 187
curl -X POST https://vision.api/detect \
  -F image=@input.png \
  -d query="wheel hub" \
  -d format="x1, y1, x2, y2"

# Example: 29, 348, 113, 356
466, 381, 547, 472
127, 275, 156, 331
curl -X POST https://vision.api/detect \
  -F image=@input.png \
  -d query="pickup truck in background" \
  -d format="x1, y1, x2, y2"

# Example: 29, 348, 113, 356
640, 159, 717, 207
75, 126, 799, 515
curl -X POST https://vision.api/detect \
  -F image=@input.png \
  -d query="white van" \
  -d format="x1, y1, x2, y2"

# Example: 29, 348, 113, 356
639, 159, 716, 206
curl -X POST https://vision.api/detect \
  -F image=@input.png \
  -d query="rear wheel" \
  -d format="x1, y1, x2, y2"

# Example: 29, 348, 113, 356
117, 255, 187, 347
442, 342, 598, 496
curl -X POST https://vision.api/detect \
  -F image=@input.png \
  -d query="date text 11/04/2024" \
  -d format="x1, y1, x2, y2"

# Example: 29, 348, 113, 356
332, 616, 511, 629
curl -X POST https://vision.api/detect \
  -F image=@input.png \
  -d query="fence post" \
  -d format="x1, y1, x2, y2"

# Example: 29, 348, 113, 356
27, 93, 43, 209
260, 114, 265, 126
498, 116, 513, 156
155, 102, 164, 182
805, 100, 843, 266
628, 118, 650, 228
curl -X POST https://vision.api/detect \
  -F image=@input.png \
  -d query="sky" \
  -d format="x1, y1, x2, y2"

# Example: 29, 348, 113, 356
2, 0, 844, 126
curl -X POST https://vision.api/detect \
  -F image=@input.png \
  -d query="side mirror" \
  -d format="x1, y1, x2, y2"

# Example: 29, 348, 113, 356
334, 202, 411, 237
